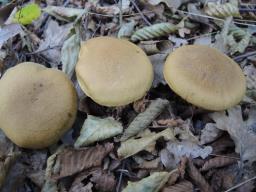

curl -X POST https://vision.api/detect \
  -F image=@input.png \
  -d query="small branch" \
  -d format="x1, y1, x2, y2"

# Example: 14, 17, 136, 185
129, 0, 151, 26
233, 51, 256, 61
175, 9, 256, 27
224, 175, 256, 192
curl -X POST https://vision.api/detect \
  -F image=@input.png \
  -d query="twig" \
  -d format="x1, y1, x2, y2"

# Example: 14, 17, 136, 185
129, 0, 151, 26
224, 175, 256, 192
116, 162, 125, 192
175, 9, 256, 27
233, 51, 256, 61
209, 153, 240, 160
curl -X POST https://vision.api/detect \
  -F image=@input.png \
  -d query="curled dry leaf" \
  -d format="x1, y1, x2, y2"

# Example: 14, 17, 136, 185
200, 123, 223, 145
204, 0, 241, 18
49, 143, 113, 179
187, 159, 213, 192
162, 180, 193, 192
131, 23, 179, 42
213, 18, 251, 54
61, 34, 80, 79
210, 106, 256, 165
165, 141, 212, 163
201, 155, 238, 171
146, 0, 190, 9
122, 171, 171, 192
139, 40, 172, 55
121, 98, 169, 141
75, 115, 123, 147
118, 128, 174, 159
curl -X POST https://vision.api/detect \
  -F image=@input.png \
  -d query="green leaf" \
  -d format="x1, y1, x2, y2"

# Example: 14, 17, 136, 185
122, 172, 170, 192
75, 115, 123, 148
14, 3, 41, 25
61, 34, 80, 78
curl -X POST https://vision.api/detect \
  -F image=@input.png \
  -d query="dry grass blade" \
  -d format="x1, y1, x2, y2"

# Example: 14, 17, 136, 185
162, 180, 193, 192
121, 98, 169, 141
201, 155, 238, 171
187, 159, 213, 192
52, 143, 114, 179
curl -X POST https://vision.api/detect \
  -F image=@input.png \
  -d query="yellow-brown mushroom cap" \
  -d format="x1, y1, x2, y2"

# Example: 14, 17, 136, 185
0, 62, 77, 149
75, 37, 153, 107
163, 45, 246, 111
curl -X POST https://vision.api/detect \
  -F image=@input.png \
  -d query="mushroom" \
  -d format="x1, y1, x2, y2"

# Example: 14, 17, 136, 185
0, 62, 77, 148
75, 37, 153, 107
163, 45, 246, 111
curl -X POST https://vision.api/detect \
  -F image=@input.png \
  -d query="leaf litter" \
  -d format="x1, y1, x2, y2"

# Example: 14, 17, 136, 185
1, 0, 256, 192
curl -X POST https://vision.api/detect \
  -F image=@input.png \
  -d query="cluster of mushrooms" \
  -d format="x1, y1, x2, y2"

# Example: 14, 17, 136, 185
0, 37, 246, 149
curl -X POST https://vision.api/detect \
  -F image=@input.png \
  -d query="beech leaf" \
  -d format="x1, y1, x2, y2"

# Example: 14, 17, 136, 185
61, 34, 80, 78
75, 115, 123, 148
210, 106, 256, 165
118, 128, 174, 159
123, 172, 170, 192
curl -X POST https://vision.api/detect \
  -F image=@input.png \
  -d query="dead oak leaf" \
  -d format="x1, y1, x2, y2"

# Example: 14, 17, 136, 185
51, 143, 113, 179
36, 20, 73, 67
210, 106, 256, 165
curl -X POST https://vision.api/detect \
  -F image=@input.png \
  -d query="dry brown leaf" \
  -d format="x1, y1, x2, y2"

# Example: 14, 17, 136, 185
90, 169, 116, 192
162, 180, 193, 192
69, 171, 93, 192
51, 143, 114, 179
187, 159, 213, 192
157, 118, 184, 128
133, 98, 149, 113
201, 155, 238, 171
211, 136, 235, 154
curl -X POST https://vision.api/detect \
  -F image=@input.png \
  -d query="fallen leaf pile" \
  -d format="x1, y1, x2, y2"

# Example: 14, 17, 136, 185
1, 0, 256, 191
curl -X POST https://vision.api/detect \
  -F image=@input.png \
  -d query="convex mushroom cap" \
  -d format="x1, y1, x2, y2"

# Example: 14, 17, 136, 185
163, 45, 246, 111
75, 37, 153, 106
0, 62, 77, 149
